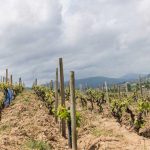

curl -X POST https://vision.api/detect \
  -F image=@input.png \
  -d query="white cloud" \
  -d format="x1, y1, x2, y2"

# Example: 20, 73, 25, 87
0, 0, 149, 86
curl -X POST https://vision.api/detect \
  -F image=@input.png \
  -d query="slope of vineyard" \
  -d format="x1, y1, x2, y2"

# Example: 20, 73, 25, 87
0, 92, 4, 102
78, 108, 150, 150
0, 90, 70, 150
0, 89, 150, 150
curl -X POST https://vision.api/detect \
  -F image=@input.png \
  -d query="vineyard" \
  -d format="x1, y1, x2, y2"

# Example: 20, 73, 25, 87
0, 58, 150, 150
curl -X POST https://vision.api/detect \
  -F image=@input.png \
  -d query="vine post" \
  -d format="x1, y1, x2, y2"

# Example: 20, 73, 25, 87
59, 57, 66, 138
118, 85, 121, 100
101, 84, 104, 92
3, 77, 5, 83
55, 68, 58, 123
105, 81, 109, 101
50, 80, 53, 90
139, 75, 143, 96
125, 82, 128, 94
113, 84, 115, 92
6, 69, 8, 83
10, 74, 13, 86
19, 77, 22, 86
70, 71, 77, 150
35, 78, 37, 86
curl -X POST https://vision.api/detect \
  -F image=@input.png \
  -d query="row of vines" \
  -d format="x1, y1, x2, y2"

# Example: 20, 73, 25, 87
0, 69, 24, 121
32, 58, 150, 150
75, 88, 150, 134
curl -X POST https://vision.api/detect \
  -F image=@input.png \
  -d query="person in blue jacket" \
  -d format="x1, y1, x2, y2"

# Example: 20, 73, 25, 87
4, 87, 13, 107
8, 88, 13, 102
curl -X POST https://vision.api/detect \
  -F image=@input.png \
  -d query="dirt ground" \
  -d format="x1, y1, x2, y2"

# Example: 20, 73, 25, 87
0, 90, 70, 150
0, 90, 149, 150
78, 108, 150, 150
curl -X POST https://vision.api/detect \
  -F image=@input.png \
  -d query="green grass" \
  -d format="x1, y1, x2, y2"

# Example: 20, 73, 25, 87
91, 128, 113, 137
23, 98, 30, 102
0, 124, 11, 134
25, 139, 51, 150
90, 127, 123, 138
10, 100, 16, 106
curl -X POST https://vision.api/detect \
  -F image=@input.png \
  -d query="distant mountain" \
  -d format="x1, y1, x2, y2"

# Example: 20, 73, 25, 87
43, 73, 150, 89
120, 73, 148, 81
74, 76, 126, 88
120, 73, 140, 80
147, 74, 150, 78
74, 73, 150, 88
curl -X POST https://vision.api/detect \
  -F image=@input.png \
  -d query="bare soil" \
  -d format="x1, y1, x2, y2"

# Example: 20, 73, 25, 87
0, 90, 70, 150
0, 90, 150, 150
77, 105, 150, 150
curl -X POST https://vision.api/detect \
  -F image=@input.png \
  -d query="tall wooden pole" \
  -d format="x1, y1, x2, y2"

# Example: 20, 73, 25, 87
3, 77, 5, 83
118, 85, 121, 100
19, 77, 22, 86
113, 84, 116, 92
139, 75, 143, 96
35, 78, 37, 86
6, 69, 8, 83
125, 82, 128, 93
70, 71, 77, 150
59, 58, 66, 138
10, 75, 13, 86
55, 68, 58, 123
102, 83, 105, 92
105, 81, 109, 101
50, 80, 53, 90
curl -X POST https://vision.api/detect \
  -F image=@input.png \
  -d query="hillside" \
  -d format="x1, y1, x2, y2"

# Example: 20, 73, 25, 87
43, 73, 150, 89
0, 90, 69, 150
0, 90, 150, 150
74, 76, 125, 88
45, 76, 127, 88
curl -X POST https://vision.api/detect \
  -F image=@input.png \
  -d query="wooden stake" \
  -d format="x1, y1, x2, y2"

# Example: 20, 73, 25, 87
19, 77, 22, 86
35, 78, 37, 86
118, 85, 121, 100
10, 75, 13, 86
70, 71, 77, 150
59, 58, 66, 138
139, 75, 143, 96
113, 84, 116, 93
3, 77, 5, 83
102, 83, 105, 92
55, 68, 58, 123
125, 82, 128, 93
6, 69, 8, 83
50, 80, 53, 90
105, 81, 109, 101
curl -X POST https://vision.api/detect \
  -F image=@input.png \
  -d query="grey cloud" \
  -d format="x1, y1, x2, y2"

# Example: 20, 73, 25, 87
0, 0, 149, 86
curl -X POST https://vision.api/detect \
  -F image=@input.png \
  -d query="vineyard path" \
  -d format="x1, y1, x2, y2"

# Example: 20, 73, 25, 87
0, 90, 70, 150
0, 90, 150, 150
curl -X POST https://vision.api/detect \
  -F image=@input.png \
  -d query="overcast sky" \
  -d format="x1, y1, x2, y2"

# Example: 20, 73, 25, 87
0, 0, 150, 86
